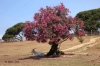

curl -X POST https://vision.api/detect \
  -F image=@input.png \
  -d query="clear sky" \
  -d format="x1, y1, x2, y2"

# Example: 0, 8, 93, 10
0, 0, 100, 39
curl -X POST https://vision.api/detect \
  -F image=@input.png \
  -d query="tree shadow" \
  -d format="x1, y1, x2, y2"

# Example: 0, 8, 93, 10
18, 55, 61, 60
18, 52, 79, 60
18, 56, 42, 60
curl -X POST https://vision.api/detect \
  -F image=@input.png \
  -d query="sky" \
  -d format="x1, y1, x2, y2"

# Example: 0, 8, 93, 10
0, 0, 100, 39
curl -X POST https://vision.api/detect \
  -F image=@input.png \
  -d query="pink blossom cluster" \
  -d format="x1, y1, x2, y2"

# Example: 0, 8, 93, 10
23, 3, 85, 44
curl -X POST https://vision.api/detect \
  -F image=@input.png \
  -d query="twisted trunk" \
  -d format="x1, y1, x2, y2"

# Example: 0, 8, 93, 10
46, 43, 58, 56
46, 43, 64, 56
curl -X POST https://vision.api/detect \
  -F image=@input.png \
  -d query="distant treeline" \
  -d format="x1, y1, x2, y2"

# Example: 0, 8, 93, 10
76, 8, 100, 32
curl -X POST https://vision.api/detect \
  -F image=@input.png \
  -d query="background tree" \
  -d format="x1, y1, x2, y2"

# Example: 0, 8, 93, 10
2, 22, 24, 42
23, 3, 85, 56
76, 8, 100, 32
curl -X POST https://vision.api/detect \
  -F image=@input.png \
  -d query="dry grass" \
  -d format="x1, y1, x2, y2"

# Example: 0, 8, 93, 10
0, 36, 100, 66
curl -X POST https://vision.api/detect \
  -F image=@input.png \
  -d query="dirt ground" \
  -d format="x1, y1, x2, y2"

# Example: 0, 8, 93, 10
0, 36, 100, 66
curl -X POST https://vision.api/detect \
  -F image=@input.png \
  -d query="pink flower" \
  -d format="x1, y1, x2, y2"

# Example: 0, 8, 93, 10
23, 3, 85, 44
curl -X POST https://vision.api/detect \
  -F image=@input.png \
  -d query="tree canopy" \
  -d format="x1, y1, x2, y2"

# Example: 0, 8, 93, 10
76, 8, 100, 31
23, 3, 85, 56
2, 22, 24, 41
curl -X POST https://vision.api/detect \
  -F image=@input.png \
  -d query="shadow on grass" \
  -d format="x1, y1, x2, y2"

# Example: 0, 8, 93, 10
18, 56, 43, 60
18, 53, 76, 60
18, 55, 61, 60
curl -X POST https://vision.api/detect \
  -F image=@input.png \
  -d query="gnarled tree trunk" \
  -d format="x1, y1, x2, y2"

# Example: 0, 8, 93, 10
46, 43, 64, 56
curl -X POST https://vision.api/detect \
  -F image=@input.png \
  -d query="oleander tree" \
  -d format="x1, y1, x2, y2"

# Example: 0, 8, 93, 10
23, 3, 85, 56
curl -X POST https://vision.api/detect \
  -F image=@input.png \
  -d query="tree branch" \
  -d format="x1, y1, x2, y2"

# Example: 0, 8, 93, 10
58, 38, 68, 44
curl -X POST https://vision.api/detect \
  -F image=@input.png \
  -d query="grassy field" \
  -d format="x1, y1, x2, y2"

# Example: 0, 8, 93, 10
0, 36, 100, 66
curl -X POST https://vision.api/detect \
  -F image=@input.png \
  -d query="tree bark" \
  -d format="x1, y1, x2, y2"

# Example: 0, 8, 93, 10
46, 43, 58, 56
46, 43, 65, 57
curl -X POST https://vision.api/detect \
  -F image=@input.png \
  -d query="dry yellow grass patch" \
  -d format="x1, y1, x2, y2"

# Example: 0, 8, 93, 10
0, 36, 98, 66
